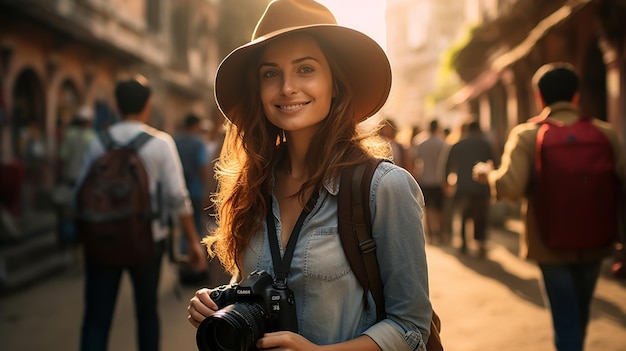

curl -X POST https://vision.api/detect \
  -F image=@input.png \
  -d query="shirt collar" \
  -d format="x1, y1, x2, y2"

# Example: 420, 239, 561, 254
542, 101, 579, 118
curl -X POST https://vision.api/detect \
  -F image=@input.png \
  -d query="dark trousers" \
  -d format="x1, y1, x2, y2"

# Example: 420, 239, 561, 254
80, 240, 165, 351
454, 195, 490, 248
539, 261, 602, 351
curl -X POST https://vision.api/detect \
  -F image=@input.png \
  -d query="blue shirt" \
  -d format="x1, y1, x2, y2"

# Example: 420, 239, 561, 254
238, 161, 431, 350
174, 133, 209, 199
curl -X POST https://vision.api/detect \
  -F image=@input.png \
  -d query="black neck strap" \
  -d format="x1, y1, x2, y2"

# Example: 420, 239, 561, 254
266, 192, 318, 288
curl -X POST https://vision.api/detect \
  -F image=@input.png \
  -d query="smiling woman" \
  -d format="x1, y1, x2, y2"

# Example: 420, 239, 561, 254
316, 0, 387, 50
187, 1, 433, 350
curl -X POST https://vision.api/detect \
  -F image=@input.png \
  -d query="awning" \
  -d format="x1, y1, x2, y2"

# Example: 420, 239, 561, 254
447, 70, 499, 107
492, 0, 593, 71
448, 0, 594, 107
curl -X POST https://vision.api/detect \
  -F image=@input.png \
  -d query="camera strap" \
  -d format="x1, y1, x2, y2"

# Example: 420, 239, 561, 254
266, 192, 319, 288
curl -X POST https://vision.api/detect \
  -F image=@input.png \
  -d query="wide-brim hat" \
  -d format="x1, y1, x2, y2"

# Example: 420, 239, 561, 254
215, 0, 392, 125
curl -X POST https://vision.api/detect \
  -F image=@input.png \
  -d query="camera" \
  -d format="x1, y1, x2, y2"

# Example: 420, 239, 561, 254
196, 270, 298, 351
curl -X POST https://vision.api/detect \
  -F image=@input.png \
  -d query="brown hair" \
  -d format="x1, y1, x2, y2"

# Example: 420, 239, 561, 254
202, 35, 388, 275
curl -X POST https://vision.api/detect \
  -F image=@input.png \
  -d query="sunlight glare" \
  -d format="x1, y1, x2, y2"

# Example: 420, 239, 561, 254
316, 0, 387, 50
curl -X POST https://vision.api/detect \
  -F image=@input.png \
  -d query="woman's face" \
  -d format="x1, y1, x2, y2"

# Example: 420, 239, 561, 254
258, 33, 333, 134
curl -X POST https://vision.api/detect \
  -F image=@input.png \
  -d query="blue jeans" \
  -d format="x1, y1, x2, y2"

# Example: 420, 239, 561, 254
538, 261, 602, 351
80, 240, 165, 351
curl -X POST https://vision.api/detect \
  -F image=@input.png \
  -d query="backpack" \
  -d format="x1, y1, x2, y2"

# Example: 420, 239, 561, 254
530, 115, 618, 250
338, 159, 444, 351
76, 130, 155, 266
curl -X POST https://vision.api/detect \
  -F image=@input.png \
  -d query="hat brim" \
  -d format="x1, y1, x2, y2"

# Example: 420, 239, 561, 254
215, 24, 392, 125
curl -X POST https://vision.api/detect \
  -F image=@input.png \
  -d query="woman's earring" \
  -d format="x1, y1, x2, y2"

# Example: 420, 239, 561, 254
282, 129, 286, 142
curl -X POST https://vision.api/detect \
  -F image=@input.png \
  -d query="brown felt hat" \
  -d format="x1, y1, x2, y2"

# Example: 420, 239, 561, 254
214, 0, 392, 125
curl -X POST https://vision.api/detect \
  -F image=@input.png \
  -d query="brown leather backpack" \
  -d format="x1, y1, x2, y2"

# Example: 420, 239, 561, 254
338, 158, 443, 351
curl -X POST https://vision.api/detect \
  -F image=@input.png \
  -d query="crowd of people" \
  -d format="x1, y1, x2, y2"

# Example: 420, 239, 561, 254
385, 114, 498, 258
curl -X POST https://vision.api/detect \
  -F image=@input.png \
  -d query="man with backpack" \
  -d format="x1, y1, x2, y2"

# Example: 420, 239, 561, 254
75, 77, 208, 351
473, 62, 625, 351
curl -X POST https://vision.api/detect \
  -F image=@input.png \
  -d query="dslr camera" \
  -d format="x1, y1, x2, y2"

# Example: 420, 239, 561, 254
196, 270, 298, 351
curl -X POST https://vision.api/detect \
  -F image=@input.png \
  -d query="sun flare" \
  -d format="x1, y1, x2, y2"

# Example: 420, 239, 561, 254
316, 0, 387, 50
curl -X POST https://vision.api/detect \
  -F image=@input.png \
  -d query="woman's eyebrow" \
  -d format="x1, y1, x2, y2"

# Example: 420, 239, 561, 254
292, 56, 319, 64
259, 56, 320, 69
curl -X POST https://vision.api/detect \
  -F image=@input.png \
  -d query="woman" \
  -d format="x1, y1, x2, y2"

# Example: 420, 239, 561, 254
187, 1, 432, 350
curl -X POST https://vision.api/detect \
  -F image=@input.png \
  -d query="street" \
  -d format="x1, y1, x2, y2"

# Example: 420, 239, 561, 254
1, 222, 625, 351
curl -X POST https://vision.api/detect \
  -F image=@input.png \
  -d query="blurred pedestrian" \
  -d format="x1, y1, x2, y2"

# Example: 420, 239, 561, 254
19, 119, 45, 215
474, 62, 626, 351
379, 118, 412, 173
413, 119, 449, 245
174, 113, 211, 285
445, 119, 494, 256
202, 118, 225, 233
58, 106, 96, 185
55, 106, 96, 245
76, 77, 207, 351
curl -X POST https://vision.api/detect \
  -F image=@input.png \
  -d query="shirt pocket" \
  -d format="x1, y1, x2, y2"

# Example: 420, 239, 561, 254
303, 227, 352, 282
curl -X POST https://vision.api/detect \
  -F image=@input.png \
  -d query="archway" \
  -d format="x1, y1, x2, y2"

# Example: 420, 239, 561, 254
11, 68, 46, 215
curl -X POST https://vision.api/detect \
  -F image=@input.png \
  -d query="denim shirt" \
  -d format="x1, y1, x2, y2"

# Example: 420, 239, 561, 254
239, 161, 431, 350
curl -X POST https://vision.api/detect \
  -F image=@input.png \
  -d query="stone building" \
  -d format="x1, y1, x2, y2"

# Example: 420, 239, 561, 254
384, 0, 513, 131
0, 0, 220, 289
449, 0, 626, 156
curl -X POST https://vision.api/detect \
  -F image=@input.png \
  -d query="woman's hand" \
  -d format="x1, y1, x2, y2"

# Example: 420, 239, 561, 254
255, 332, 381, 351
255, 331, 321, 351
187, 288, 219, 328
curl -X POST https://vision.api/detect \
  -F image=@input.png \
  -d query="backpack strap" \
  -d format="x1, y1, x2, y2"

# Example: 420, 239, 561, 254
98, 129, 115, 150
98, 130, 152, 152
339, 158, 445, 350
338, 158, 386, 322
126, 132, 153, 152
535, 122, 549, 174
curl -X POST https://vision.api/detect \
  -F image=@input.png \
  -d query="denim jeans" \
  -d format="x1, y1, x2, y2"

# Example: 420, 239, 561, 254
80, 240, 165, 351
538, 261, 602, 351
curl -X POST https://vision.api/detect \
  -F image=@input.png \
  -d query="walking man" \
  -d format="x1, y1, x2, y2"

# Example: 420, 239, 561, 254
474, 62, 625, 351
445, 119, 494, 256
76, 77, 207, 351
174, 113, 211, 285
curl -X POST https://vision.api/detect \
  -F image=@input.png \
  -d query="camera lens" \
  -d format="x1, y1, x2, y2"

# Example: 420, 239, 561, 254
196, 302, 268, 351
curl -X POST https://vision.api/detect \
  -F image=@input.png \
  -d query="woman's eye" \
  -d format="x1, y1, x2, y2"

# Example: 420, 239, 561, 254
299, 66, 314, 74
261, 70, 279, 79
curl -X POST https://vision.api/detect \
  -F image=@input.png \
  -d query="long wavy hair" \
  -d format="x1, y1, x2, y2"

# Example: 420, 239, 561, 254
203, 35, 390, 275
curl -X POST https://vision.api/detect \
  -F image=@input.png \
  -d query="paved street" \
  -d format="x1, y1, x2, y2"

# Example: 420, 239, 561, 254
430, 223, 626, 351
1, 222, 625, 351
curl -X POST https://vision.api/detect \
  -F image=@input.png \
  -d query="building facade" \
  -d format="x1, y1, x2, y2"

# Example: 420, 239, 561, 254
0, 0, 221, 290
385, 0, 493, 131
0, 0, 220, 219
449, 0, 626, 156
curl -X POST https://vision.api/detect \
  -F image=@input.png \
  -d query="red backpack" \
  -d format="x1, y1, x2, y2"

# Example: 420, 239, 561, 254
530, 115, 618, 250
76, 131, 156, 266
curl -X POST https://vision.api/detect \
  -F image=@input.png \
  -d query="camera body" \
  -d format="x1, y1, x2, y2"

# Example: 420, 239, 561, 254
196, 270, 298, 351
210, 269, 298, 332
